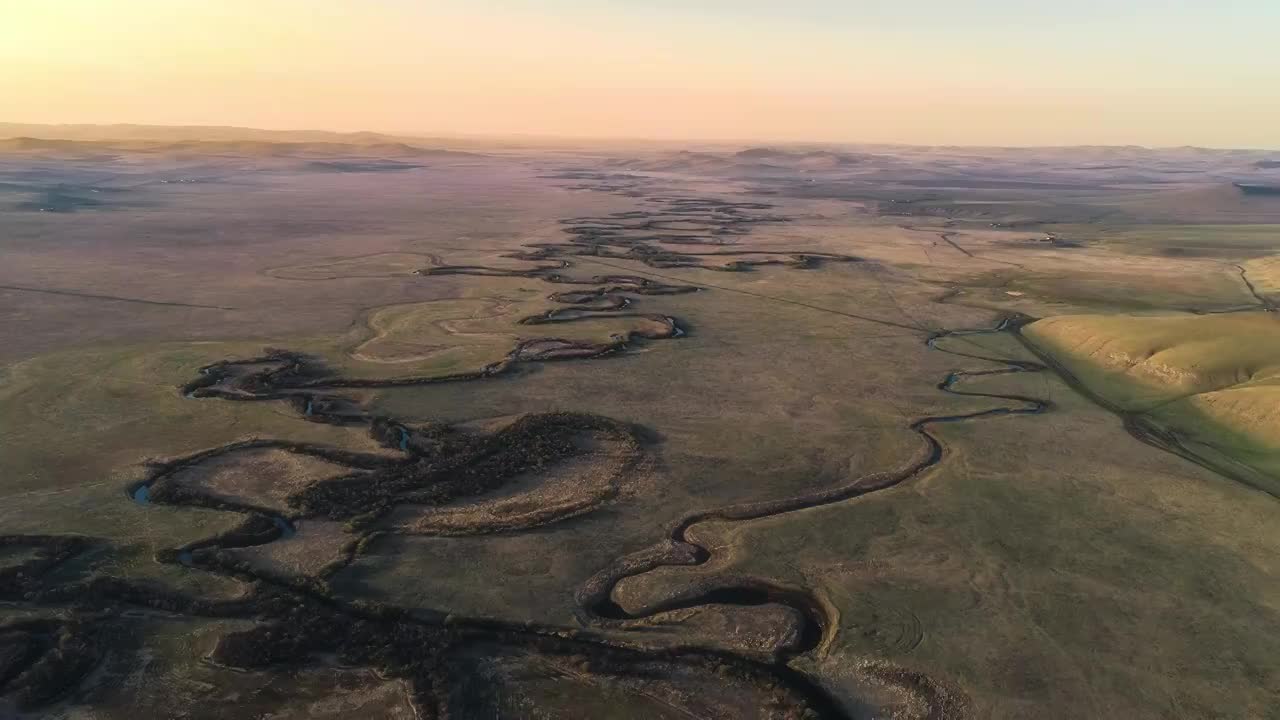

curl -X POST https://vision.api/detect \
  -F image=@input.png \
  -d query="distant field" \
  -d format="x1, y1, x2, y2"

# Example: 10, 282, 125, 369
1054, 223, 1280, 258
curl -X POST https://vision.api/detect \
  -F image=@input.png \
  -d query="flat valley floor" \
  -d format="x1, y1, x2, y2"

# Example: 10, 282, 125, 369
1, 138, 1278, 719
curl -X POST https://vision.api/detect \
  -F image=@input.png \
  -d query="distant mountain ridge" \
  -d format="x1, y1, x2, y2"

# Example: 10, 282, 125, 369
3, 123, 1275, 154
0, 123, 494, 157
0, 122, 432, 145
0, 133, 481, 159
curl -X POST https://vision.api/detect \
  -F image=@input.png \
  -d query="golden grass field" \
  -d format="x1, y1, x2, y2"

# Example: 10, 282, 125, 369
1026, 312, 1280, 489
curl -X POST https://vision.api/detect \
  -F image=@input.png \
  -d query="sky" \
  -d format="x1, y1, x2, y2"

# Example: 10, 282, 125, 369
3, 0, 1278, 148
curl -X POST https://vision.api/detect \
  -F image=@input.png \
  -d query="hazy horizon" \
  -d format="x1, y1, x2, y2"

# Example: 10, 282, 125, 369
5, 1, 1279, 149
5, 119, 1280, 153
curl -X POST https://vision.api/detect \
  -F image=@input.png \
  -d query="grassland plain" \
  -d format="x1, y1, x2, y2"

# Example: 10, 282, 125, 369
0, 138, 1278, 718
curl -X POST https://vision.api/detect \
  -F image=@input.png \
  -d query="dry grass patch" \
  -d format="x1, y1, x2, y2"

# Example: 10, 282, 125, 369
165, 448, 361, 513
225, 520, 351, 580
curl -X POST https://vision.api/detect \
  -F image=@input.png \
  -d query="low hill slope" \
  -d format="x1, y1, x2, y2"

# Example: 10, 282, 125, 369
1024, 311, 1280, 490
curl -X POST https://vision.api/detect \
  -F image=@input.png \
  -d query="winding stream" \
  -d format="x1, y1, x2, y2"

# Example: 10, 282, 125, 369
103, 194, 1059, 717
17, 181, 1267, 717
577, 315, 1049, 661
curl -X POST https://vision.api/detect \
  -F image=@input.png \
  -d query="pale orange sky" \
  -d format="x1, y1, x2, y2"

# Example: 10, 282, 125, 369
4, 1, 1278, 147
